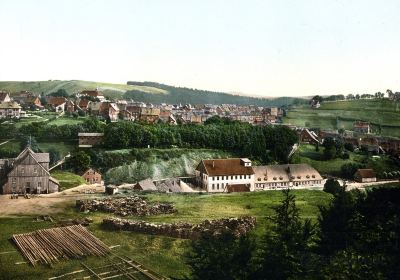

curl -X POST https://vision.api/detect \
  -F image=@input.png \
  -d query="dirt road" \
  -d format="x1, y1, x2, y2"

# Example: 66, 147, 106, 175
0, 184, 104, 217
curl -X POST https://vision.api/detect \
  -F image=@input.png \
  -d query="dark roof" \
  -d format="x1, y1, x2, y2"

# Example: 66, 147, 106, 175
355, 169, 376, 178
0, 92, 9, 101
134, 179, 157, 191
196, 158, 254, 176
227, 184, 250, 193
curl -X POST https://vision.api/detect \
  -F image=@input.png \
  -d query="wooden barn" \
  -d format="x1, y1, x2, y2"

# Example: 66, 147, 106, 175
0, 147, 59, 194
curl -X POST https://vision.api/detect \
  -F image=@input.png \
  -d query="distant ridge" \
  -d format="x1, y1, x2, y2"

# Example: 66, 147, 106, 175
0, 80, 307, 106
126, 81, 307, 106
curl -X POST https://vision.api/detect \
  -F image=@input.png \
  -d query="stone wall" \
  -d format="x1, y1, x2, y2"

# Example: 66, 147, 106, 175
102, 216, 256, 240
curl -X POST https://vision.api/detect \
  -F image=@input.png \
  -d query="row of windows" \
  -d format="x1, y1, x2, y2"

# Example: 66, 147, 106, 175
211, 183, 226, 190
212, 175, 251, 181
255, 180, 322, 188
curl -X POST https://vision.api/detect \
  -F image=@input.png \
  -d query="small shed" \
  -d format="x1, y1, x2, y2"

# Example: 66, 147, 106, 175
134, 179, 157, 191
105, 185, 118, 195
81, 168, 102, 184
354, 169, 376, 183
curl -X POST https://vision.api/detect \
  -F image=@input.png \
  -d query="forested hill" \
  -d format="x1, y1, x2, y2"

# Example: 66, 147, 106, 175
126, 81, 307, 106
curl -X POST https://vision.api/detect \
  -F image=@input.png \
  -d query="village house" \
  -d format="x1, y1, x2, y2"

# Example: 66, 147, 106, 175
79, 89, 105, 101
139, 107, 160, 123
253, 164, 323, 190
80, 168, 102, 184
0, 91, 11, 102
47, 97, 67, 112
354, 169, 376, 183
78, 99, 91, 112
0, 147, 59, 194
299, 128, 321, 145
353, 121, 371, 134
0, 101, 22, 119
78, 132, 104, 148
13, 92, 43, 109
195, 158, 254, 192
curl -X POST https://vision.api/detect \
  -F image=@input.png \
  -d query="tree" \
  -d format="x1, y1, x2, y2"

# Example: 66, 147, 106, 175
186, 231, 254, 280
67, 151, 90, 173
48, 89, 69, 98
323, 178, 342, 195
341, 163, 361, 179
317, 186, 358, 256
48, 147, 61, 165
19, 135, 40, 152
256, 189, 315, 279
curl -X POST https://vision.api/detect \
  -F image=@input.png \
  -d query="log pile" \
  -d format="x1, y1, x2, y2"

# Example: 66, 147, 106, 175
12, 225, 110, 266
102, 216, 256, 240
76, 196, 176, 217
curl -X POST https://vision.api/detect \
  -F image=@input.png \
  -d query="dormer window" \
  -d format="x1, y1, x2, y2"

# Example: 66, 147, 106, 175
257, 178, 261, 181
273, 177, 277, 180
312, 175, 315, 178
306, 175, 310, 179
279, 176, 283, 180
297, 176, 301, 179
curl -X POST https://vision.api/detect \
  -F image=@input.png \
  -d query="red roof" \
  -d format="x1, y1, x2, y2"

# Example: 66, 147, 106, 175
196, 158, 254, 176
355, 169, 376, 178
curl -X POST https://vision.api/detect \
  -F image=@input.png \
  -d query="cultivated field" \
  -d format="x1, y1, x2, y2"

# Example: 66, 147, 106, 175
284, 99, 400, 137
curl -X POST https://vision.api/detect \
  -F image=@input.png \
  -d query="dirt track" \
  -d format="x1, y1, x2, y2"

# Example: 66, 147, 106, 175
0, 184, 105, 217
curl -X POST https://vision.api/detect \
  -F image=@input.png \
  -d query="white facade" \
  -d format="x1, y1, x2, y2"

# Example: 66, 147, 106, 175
203, 174, 254, 192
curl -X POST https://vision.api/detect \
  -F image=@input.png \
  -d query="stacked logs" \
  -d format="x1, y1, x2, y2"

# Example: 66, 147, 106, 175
76, 196, 176, 217
102, 216, 256, 240
12, 225, 110, 266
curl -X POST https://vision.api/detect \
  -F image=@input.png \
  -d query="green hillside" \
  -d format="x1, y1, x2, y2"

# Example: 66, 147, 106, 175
0, 80, 307, 106
284, 99, 400, 137
0, 80, 167, 99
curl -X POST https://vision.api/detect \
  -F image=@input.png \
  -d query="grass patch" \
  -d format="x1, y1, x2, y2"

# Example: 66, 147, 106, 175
0, 190, 331, 279
51, 171, 86, 191
284, 99, 400, 137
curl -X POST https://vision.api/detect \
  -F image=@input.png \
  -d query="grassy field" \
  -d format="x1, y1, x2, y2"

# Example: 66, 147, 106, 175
0, 80, 167, 100
51, 171, 86, 191
291, 144, 399, 177
0, 190, 332, 279
284, 99, 400, 137
46, 116, 87, 126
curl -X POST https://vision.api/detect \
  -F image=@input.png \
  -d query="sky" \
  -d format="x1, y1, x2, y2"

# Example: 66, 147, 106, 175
0, 0, 400, 97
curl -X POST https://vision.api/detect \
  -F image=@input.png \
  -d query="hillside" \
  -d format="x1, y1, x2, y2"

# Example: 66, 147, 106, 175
0, 80, 307, 106
126, 81, 307, 106
284, 99, 400, 137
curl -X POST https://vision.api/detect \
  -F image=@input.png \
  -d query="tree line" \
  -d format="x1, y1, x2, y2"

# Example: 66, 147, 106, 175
186, 185, 400, 279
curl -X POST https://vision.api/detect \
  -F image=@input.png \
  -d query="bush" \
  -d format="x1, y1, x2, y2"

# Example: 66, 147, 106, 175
341, 163, 361, 179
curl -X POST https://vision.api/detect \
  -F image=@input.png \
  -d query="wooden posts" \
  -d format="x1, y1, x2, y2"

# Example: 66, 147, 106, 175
12, 225, 110, 266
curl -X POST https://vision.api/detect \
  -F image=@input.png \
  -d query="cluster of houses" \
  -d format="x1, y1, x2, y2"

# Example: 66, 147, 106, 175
299, 122, 400, 157
0, 89, 284, 125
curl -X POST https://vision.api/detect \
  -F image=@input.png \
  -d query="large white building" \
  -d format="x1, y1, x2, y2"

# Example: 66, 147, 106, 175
0, 101, 22, 119
195, 158, 254, 192
195, 159, 323, 192
253, 164, 323, 190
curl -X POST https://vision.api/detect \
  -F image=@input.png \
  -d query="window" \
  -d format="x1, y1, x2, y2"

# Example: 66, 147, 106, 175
240, 175, 242, 179
213, 177, 215, 181
217, 183, 219, 189
21, 167, 24, 174
235, 176, 238, 179
212, 184, 215, 190
33, 167, 38, 174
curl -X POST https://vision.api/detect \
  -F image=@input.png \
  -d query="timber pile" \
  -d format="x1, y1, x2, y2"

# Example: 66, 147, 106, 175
103, 216, 256, 240
76, 196, 176, 217
12, 225, 110, 266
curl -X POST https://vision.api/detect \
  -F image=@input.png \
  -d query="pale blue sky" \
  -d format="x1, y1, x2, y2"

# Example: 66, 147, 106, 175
0, 0, 399, 96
